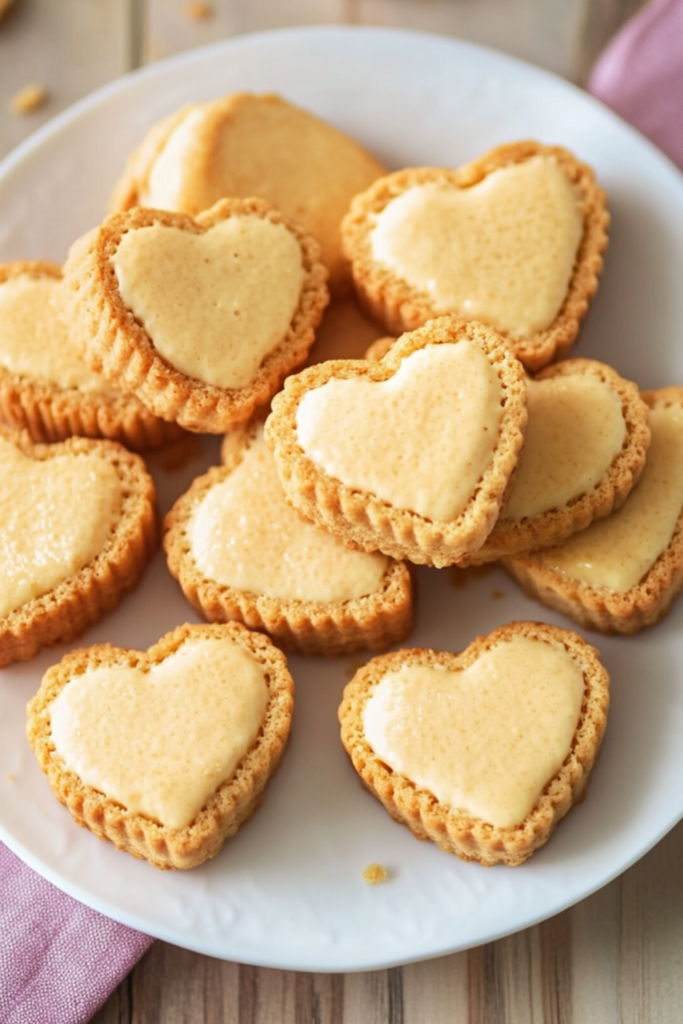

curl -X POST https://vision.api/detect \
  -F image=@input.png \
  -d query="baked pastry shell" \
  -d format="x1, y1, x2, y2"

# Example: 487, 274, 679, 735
264, 316, 528, 568
0, 427, 157, 667
341, 140, 609, 373
61, 198, 330, 434
338, 621, 610, 867
26, 621, 295, 871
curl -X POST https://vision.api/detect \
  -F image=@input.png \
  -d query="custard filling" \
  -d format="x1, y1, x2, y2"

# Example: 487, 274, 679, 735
363, 636, 584, 828
542, 403, 683, 591
49, 637, 269, 830
503, 374, 626, 520
295, 341, 504, 522
113, 215, 305, 389
190, 430, 389, 602
0, 438, 123, 618
0, 275, 117, 394
370, 156, 583, 337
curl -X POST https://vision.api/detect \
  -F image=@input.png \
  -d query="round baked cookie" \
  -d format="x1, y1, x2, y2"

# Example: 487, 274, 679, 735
0, 260, 183, 448
339, 621, 610, 866
26, 621, 294, 870
504, 387, 683, 634
264, 316, 528, 568
0, 426, 157, 667
459, 358, 651, 565
163, 420, 414, 657
341, 141, 609, 372
109, 91, 387, 295
62, 198, 329, 434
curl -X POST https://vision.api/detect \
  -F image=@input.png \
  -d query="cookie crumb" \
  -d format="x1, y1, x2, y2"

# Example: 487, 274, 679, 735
184, 1, 213, 20
491, 589, 506, 600
9, 83, 48, 115
6, 772, 15, 782
362, 862, 388, 885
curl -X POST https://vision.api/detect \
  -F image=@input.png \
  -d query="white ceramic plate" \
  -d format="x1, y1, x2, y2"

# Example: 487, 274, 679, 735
2, 26, 683, 973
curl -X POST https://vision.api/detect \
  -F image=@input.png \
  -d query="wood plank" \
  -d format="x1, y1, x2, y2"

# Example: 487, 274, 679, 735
0, 0, 131, 161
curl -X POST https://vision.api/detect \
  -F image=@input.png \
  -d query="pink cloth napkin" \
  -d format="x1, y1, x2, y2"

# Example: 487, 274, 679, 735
0, 841, 153, 1023
588, 0, 683, 170
2, 3, 683, 1021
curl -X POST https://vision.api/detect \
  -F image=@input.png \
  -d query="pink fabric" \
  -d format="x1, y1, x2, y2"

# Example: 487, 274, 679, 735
589, 0, 683, 170
0, 842, 152, 1024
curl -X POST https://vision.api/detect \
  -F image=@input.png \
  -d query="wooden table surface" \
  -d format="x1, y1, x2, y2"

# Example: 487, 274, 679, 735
4, 1, 683, 1022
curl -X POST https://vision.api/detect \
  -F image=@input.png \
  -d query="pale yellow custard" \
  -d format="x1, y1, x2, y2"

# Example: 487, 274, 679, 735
0, 275, 116, 393
543, 404, 683, 591
113, 216, 305, 389
503, 374, 626, 520
363, 637, 585, 828
0, 438, 123, 618
49, 637, 269, 830
370, 156, 583, 337
191, 430, 389, 602
295, 341, 503, 522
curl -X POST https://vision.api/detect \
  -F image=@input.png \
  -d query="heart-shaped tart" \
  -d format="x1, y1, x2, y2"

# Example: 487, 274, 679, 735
265, 316, 528, 567
109, 91, 387, 295
339, 621, 609, 866
62, 197, 329, 433
0, 426, 156, 667
460, 358, 651, 565
505, 388, 683, 634
163, 420, 413, 656
26, 622, 294, 870
0, 260, 183, 449
341, 141, 609, 372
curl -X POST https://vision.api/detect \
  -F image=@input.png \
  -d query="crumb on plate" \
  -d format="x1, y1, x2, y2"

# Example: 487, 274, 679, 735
362, 862, 388, 885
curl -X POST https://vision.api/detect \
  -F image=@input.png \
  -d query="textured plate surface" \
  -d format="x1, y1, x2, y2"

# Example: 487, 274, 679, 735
1, 26, 683, 972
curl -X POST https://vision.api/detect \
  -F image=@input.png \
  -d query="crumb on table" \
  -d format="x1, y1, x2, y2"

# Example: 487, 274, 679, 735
184, 1, 213, 20
9, 83, 48, 115
6, 772, 15, 782
362, 862, 388, 885
491, 589, 506, 600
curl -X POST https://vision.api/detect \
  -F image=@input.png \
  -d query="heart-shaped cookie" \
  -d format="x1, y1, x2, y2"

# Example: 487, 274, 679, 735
461, 358, 651, 565
0, 427, 156, 667
62, 198, 329, 433
339, 621, 610, 866
27, 622, 294, 870
342, 141, 609, 372
265, 317, 528, 567
163, 422, 413, 656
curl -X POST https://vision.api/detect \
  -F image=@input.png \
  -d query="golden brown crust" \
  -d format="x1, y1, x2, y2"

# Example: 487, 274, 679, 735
338, 621, 609, 866
341, 141, 609, 373
61, 198, 329, 434
460, 358, 651, 565
0, 261, 185, 449
163, 420, 414, 656
26, 621, 294, 870
503, 388, 683, 634
0, 427, 157, 667
264, 316, 528, 568
108, 92, 387, 295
